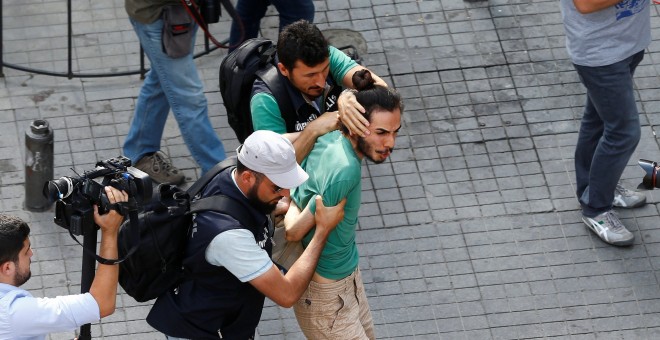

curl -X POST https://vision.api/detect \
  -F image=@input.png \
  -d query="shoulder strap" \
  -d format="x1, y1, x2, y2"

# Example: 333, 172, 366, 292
258, 65, 297, 133
190, 194, 256, 230
238, 38, 276, 68
188, 156, 257, 229
187, 157, 237, 197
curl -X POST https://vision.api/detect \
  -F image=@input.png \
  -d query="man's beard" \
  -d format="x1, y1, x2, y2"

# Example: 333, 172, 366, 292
357, 137, 393, 164
13, 265, 31, 287
246, 183, 278, 214
289, 75, 323, 100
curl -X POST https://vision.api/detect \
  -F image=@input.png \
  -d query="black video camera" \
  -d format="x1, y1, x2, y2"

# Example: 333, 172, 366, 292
43, 156, 152, 236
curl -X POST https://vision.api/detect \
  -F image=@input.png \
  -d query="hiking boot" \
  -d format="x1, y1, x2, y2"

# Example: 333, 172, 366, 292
612, 182, 646, 208
582, 210, 634, 246
134, 151, 185, 185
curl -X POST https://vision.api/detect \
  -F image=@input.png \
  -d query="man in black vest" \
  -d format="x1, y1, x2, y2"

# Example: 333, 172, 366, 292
147, 130, 345, 339
250, 20, 387, 163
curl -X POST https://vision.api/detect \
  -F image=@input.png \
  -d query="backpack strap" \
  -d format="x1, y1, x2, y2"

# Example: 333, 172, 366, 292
187, 157, 238, 197
190, 194, 256, 230
257, 65, 297, 133
237, 39, 275, 68
188, 157, 260, 230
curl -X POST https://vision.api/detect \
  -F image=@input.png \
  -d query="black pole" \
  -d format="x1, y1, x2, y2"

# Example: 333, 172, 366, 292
0, 0, 4, 77
77, 226, 98, 340
67, 0, 73, 79
204, 28, 210, 52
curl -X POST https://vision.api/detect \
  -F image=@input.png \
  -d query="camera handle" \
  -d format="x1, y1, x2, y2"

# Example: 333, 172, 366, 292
66, 198, 141, 265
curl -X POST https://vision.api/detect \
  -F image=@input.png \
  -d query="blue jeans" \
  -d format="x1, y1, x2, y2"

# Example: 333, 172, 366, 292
574, 50, 644, 217
123, 17, 226, 173
228, 0, 315, 51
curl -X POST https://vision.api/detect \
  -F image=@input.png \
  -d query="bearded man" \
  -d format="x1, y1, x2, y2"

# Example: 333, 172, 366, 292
147, 130, 346, 340
284, 74, 403, 339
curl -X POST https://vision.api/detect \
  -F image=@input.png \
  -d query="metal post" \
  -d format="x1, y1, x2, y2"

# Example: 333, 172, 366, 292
67, 0, 73, 79
0, 0, 5, 77
24, 120, 54, 211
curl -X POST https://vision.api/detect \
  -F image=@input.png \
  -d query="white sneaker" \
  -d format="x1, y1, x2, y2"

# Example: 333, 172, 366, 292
582, 210, 634, 246
612, 182, 646, 208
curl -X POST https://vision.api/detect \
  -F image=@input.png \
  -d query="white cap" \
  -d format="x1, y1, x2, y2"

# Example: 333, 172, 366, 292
237, 130, 308, 189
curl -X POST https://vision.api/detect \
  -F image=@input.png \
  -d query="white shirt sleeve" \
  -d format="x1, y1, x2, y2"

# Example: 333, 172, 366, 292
8, 291, 99, 336
206, 229, 273, 282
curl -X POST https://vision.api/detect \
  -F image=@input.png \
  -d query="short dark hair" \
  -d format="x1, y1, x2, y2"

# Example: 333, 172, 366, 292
236, 157, 248, 173
0, 214, 30, 265
342, 70, 403, 134
277, 20, 329, 71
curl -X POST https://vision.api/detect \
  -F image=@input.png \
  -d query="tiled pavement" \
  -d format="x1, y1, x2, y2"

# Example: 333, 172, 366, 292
2, 0, 660, 339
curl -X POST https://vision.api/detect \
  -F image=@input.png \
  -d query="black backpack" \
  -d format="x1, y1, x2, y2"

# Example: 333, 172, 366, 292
219, 38, 295, 143
117, 157, 255, 302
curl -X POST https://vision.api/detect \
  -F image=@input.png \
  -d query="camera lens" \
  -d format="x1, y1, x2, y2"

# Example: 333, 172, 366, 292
43, 177, 75, 201
638, 159, 659, 189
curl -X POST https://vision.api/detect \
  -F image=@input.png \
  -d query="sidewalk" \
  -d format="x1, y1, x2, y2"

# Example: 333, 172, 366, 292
2, 0, 660, 339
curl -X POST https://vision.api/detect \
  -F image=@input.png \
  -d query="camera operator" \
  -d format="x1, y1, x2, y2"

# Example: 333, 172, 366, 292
0, 187, 127, 338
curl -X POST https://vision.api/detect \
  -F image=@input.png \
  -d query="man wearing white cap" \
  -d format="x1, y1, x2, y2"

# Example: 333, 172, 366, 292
147, 130, 346, 340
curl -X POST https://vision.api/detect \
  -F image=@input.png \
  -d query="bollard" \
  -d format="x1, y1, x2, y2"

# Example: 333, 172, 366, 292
25, 119, 54, 211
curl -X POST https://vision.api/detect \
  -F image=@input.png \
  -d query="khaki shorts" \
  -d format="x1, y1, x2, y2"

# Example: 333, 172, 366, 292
293, 268, 375, 340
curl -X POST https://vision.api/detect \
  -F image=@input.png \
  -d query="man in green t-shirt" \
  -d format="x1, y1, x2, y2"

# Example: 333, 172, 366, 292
250, 20, 387, 163
284, 79, 402, 339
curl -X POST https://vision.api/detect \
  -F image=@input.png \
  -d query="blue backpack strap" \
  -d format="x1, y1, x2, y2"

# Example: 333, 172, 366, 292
190, 194, 256, 230
187, 156, 257, 234
187, 157, 238, 197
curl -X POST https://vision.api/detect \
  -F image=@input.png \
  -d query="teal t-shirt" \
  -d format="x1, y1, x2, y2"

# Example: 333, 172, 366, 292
291, 130, 362, 279
250, 46, 358, 133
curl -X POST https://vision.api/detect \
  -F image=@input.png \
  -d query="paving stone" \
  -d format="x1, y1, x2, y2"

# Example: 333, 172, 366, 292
3, 1, 660, 339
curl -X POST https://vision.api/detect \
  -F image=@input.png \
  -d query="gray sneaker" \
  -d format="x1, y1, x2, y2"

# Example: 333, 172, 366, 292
582, 210, 634, 246
612, 183, 646, 208
134, 151, 185, 185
